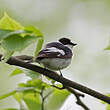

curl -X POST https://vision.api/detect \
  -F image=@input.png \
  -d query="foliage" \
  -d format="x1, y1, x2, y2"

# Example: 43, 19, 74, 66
10, 68, 24, 76
0, 13, 70, 110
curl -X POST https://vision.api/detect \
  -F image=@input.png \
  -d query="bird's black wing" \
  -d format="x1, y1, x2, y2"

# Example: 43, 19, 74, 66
37, 42, 72, 60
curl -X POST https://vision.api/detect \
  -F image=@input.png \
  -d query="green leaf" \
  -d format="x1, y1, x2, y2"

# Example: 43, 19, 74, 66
24, 26, 44, 61
13, 92, 23, 104
0, 29, 39, 61
10, 68, 24, 77
26, 70, 40, 79
105, 45, 110, 50
0, 13, 25, 59
1, 34, 40, 51
26, 79, 44, 89
18, 79, 49, 91
0, 12, 24, 30
23, 93, 41, 110
33, 38, 44, 61
13, 92, 27, 110
0, 29, 12, 40
4, 108, 18, 110
18, 79, 43, 88
46, 76, 56, 84
45, 88, 70, 110
0, 13, 44, 59
0, 90, 16, 100
3, 50, 14, 62
16, 87, 35, 93
18, 83, 28, 88
107, 104, 110, 110
104, 37, 110, 50
1, 34, 24, 51
24, 25, 43, 37
0, 29, 29, 41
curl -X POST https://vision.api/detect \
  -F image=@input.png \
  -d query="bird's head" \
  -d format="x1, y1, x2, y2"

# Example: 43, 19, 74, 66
59, 38, 77, 49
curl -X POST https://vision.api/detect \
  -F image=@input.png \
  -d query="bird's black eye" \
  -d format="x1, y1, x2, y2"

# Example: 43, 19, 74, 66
59, 38, 70, 45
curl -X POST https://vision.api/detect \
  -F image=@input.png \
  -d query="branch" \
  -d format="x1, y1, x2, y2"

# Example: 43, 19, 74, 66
0, 54, 110, 104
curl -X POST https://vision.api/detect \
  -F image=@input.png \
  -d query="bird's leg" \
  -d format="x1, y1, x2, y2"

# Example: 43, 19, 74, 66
51, 68, 65, 89
58, 68, 63, 77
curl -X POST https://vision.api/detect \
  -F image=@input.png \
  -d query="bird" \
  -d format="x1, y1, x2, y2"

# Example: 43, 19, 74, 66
36, 38, 77, 74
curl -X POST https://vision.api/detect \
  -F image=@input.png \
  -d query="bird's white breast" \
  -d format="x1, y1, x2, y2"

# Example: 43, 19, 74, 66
40, 58, 72, 71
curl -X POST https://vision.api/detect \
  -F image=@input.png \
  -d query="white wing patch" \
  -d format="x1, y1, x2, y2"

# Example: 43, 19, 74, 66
44, 47, 65, 55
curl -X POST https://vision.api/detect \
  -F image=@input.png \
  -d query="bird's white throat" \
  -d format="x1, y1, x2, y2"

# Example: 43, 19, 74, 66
65, 44, 73, 50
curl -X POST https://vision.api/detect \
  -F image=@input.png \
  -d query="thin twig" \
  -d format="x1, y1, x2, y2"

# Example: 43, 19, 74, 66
66, 86, 90, 110
51, 85, 65, 90
51, 84, 89, 110
44, 90, 53, 100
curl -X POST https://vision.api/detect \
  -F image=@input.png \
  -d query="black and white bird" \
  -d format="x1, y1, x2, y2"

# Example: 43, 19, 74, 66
36, 38, 77, 72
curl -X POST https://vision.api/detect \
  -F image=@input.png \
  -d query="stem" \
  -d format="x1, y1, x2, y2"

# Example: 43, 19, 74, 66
40, 87, 45, 110
41, 98, 44, 110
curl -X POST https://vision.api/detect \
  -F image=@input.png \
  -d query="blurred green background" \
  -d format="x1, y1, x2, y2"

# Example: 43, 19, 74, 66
1, 0, 110, 109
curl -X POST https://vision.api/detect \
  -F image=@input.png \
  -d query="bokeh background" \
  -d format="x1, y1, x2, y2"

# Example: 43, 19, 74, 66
1, 0, 110, 109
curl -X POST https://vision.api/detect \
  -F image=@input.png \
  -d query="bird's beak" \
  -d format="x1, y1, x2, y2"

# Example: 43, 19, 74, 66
70, 42, 77, 46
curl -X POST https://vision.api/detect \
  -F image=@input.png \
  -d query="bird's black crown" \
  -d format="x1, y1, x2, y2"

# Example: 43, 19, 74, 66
59, 38, 77, 46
